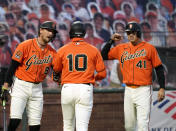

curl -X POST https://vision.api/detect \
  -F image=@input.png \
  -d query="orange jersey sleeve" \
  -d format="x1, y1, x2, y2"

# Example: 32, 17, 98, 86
53, 38, 106, 84
108, 41, 162, 85
12, 38, 56, 83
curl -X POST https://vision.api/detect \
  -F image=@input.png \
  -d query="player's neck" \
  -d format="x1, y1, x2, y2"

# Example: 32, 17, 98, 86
37, 37, 46, 50
131, 39, 142, 46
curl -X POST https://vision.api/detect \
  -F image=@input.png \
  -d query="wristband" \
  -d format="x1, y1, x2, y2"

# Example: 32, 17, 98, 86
108, 39, 114, 45
2, 86, 9, 91
121, 83, 126, 87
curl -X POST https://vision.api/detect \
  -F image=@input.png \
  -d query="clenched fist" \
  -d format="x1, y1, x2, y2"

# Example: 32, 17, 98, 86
111, 33, 123, 41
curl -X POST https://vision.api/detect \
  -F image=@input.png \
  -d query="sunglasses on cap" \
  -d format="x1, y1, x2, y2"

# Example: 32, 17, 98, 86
126, 31, 136, 35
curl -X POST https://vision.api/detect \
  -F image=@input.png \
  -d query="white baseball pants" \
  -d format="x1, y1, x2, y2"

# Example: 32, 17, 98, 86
10, 78, 43, 125
61, 84, 93, 131
124, 85, 152, 131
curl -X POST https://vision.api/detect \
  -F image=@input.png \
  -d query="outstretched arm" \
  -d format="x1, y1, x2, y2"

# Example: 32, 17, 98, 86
101, 39, 114, 60
101, 33, 122, 60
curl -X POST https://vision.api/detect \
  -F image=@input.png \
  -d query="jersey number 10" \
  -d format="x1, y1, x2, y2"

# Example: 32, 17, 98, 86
67, 54, 87, 71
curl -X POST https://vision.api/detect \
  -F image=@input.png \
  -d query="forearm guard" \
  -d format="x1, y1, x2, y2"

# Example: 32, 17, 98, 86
5, 60, 20, 86
101, 39, 114, 60
155, 64, 165, 89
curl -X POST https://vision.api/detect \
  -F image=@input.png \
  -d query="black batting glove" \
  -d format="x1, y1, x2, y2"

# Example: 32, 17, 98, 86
52, 72, 61, 83
1, 86, 9, 102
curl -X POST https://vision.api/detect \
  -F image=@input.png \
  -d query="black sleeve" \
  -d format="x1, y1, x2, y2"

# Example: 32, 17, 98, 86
101, 39, 114, 60
154, 64, 165, 89
4, 60, 20, 86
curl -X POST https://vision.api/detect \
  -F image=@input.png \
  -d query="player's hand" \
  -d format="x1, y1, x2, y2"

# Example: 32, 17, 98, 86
1, 86, 9, 102
158, 88, 165, 102
52, 71, 61, 83
94, 81, 100, 88
111, 33, 122, 41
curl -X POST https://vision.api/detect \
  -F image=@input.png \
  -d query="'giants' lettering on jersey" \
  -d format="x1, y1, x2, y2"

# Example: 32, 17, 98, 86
25, 55, 52, 70
121, 49, 146, 67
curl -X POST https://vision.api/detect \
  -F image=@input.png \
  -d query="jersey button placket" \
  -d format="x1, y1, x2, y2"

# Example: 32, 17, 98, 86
35, 51, 41, 82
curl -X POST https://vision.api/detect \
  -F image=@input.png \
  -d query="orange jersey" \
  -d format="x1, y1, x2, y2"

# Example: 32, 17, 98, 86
53, 38, 106, 84
12, 38, 56, 83
108, 41, 162, 85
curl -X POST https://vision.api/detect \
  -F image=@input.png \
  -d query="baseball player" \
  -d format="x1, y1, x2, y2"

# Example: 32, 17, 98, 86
101, 21, 165, 131
53, 21, 106, 131
1, 21, 58, 131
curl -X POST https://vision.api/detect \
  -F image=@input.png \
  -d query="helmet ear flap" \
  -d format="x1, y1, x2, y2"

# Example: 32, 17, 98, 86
50, 32, 56, 42
137, 32, 141, 38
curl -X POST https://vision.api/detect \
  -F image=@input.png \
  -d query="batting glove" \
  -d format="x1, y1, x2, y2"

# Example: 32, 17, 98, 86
52, 72, 61, 83
121, 83, 126, 87
1, 86, 9, 102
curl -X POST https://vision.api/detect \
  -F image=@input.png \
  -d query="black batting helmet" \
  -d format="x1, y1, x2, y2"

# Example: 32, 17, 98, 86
125, 22, 141, 38
69, 21, 86, 39
40, 21, 58, 33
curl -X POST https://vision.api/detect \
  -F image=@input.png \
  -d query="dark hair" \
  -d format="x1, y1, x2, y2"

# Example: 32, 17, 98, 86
40, 4, 49, 10
148, 3, 157, 11
93, 12, 104, 20
0, 0, 9, 7
59, 24, 67, 30
85, 23, 93, 30
90, 5, 97, 10
124, 4, 131, 9
5, 13, 14, 19
140, 21, 151, 29
27, 23, 36, 32
64, 4, 72, 9
25, 33, 35, 40
115, 23, 125, 30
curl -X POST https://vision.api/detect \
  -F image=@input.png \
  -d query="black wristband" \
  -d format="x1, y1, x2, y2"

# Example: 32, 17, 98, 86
108, 39, 114, 45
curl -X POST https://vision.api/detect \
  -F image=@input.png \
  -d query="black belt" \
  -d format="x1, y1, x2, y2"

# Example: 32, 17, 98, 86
62, 83, 91, 86
84, 83, 91, 86
28, 81, 40, 84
